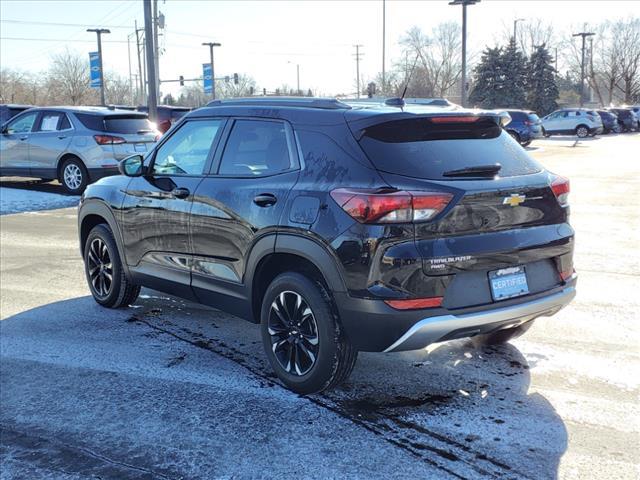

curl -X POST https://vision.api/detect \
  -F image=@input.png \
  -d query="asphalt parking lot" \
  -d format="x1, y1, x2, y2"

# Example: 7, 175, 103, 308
1, 133, 639, 479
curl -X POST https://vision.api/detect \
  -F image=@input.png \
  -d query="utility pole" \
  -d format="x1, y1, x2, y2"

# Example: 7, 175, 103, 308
382, 0, 386, 94
572, 30, 595, 107
202, 42, 221, 100
288, 61, 300, 95
353, 44, 363, 98
449, 0, 479, 108
143, 0, 158, 121
135, 22, 144, 103
127, 33, 133, 105
513, 18, 524, 46
86, 28, 110, 106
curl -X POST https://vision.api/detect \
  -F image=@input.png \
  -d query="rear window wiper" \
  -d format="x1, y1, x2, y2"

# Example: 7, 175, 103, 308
443, 164, 502, 178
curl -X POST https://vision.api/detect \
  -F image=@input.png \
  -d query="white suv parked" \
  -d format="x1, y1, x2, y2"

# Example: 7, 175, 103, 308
542, 108, 604, 138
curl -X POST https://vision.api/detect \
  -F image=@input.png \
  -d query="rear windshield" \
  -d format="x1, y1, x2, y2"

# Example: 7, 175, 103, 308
357, 117, 542, 180
171, 110, 189, 121
75, 113, 152, 133
507, 111, 526, 121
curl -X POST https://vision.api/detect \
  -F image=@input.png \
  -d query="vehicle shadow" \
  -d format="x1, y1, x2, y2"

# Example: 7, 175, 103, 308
1, 294, 568, 479
0, 177, 72, 195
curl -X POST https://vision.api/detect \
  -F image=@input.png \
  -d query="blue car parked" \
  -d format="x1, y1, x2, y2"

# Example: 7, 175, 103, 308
502, 110, 543, 147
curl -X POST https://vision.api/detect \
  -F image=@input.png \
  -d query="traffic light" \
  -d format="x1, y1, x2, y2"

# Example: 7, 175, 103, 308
179, 75, 184, 86
225, 75, 230, 83
234, 73, 239, 85
367, 82, 377, 98
249, 86, 254, 95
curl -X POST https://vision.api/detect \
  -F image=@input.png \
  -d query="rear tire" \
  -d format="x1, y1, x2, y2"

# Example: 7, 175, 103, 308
507, 130, 521, 144
260, 272, 357, 394
473, 321, 534, 346
84, 224, 140, 308
575, 125, 589, 138
520, 140, 532, 147
60, 157, 89, 194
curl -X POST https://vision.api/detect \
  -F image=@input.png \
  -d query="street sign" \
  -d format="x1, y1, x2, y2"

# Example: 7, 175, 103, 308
203, 63, 213, 94
89, 52, 101, 88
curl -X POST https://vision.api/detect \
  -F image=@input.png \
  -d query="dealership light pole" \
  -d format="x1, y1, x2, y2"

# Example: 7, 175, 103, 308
572, 31, 595, 107
86, 28, 110, 106
513, 18, 524, 45
202, 42, 222, 100
449, 0, 479, 108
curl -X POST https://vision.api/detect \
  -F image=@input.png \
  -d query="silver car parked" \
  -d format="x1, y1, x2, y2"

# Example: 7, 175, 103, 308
0, 106, 158, 193
541, 108, 604, 138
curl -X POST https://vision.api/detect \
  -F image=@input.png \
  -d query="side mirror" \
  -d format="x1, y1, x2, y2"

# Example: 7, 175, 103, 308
118, 154, 145, 177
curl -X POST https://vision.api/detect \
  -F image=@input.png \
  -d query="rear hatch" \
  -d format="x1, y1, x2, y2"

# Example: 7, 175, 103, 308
77, 112, 158, 160
347, 111, 574, 308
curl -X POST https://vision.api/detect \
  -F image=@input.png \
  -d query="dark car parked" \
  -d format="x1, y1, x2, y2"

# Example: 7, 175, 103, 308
0, 104, 32, 125
137, 105, 191, 134
596, 110, 620, 134
502, 110, 543, 146
78, 97, 577, 394
608, 108, 637, 132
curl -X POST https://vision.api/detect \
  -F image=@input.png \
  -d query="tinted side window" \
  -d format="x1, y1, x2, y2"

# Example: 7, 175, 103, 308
6, 112, 38, 134
218, 120, 292, 176
74, 113, 104, 131
153, 120, 222, 175
60, 114, 71, 130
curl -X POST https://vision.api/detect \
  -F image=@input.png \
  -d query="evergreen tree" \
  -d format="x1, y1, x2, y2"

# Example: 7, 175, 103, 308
500, 39, 528, 108
526, 44, 559, 115
468, 47, 504, 108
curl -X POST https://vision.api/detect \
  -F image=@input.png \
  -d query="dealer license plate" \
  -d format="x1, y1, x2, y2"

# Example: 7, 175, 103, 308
489, 266, 529, 301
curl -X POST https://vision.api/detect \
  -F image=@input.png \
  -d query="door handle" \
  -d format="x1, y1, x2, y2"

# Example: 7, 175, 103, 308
171, 187, 190, 199
253, 193, 277, 207
19, 136, 28, 141
58, 135, 67, 140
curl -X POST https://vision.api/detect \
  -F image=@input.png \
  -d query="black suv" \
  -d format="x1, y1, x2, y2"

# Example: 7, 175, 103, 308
78, 98, 577, 394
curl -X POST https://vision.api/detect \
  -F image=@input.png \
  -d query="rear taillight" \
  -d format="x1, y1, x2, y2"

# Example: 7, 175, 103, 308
94, 134, 126, 145
385, 297, 443, 310
330, 189, 453, 224
550, 176, 570, 207
559, 268, 575, 282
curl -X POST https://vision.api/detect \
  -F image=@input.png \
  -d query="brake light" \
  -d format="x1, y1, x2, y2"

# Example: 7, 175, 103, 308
94, 134, 126, 145
330, 189, 453, 223
385, 297, 443, 310
550, 176, 570, 207
430, 116, 479, 124
559, 268, 575, 282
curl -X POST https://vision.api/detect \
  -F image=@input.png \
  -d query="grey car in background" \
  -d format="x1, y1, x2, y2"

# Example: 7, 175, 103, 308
0, 106, 158, 193
541, 108, 604, 138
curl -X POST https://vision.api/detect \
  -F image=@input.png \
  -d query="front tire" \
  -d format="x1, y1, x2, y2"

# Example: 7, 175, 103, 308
60, 157, 89, 194
260, 272, 357, 394
84, 224, 140, 308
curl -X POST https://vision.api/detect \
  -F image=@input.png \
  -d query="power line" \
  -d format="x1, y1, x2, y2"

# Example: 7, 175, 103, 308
0, 19, 130, 28
0, 36, 128, 44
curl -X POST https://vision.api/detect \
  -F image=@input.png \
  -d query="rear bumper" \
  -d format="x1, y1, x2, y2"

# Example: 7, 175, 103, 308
383, 284, 576, 352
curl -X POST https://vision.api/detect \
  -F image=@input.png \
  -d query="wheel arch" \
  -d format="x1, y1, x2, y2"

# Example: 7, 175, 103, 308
78, 200, 130, 277
57, 152, 86, 181
246, 233, 347, 324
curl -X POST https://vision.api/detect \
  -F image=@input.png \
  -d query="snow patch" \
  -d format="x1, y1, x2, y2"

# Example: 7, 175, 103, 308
0, 187, 78, 215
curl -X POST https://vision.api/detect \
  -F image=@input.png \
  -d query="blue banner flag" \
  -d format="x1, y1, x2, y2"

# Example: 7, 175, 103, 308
203, 63, 213, 94
89, 52, 101, 88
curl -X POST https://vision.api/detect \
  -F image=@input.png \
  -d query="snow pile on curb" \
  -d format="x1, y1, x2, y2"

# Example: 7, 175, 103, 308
0, 187, 79, 215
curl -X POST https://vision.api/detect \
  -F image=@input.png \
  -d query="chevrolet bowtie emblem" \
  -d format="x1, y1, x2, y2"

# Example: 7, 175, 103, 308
503, 194, 526, 207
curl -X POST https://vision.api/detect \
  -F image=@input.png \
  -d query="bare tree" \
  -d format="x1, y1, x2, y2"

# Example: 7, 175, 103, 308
104, 73, 133, 105
400, 23, 462, 98
217, 74, 257, 98
0, 69, 40, 104
44, 48, 94, 105
616, 17, 640, 103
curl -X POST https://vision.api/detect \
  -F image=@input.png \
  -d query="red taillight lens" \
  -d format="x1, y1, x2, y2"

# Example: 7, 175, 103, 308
94, 134, 126, 145
330, 189, 453, 224
551, 176, 570, 207
385, 297, 443, 310
559, 268, 575, 282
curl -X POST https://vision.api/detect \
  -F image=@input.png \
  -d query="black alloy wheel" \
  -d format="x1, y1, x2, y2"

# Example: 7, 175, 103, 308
87, 237, 113, 298
267, 290, 320, 376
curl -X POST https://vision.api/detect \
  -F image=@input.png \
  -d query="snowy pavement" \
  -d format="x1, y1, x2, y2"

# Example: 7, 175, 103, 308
1, 133, 639, 479
0, 185, 78, 215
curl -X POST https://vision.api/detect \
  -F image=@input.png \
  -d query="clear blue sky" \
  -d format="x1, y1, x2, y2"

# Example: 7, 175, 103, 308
1, 0, 637, 96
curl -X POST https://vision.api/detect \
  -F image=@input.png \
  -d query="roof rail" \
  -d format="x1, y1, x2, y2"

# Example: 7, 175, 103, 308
205, 97, 351, 110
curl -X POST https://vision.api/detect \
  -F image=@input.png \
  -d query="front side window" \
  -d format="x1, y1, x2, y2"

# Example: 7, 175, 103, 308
6, 112, 38, 134
218, 120, 292, 176
153, 119, 222, 175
